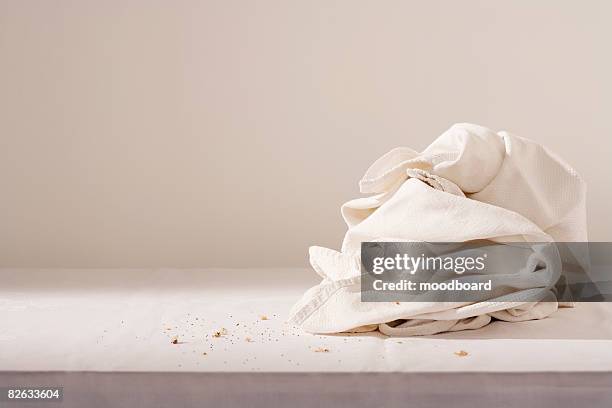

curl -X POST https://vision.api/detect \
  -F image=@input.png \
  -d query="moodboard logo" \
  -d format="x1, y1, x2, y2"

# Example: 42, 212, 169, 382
360, 242, 611, 302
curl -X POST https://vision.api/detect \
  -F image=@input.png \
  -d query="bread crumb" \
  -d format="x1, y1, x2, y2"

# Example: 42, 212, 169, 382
260, 315, 269, 321
314, 347, 330, 353
202, 352, 207, 356
395, 302, 400, 305
454, 350, 469, 357
213, 328, 228, 338
245, 337, 253, 343
171, 336, 179, 344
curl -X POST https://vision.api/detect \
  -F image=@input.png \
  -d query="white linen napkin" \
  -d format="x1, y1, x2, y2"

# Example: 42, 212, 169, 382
289, 123, 588, 336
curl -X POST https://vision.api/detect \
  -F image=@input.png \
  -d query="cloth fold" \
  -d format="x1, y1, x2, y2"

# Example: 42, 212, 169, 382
289, 123, 588, 336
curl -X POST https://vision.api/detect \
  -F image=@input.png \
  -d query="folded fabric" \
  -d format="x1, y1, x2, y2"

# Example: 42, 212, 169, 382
289, 123, 588, 336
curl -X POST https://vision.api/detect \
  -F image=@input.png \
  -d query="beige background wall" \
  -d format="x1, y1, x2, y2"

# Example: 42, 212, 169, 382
1, 0, 610, 267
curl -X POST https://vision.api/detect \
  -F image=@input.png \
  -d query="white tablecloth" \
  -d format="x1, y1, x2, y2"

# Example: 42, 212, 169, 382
2, 268, 612, 373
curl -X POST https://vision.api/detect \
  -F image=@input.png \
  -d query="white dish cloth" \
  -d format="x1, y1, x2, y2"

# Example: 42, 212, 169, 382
289, 123, 588, 336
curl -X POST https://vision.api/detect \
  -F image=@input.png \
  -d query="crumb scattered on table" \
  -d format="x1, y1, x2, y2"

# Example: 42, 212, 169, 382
245, 337, 253, 342
260, 315, 269, 321
213, 328, 228, 338
171, 336, 179, 344
454, 350, 469, 357
314, 347, 330, 353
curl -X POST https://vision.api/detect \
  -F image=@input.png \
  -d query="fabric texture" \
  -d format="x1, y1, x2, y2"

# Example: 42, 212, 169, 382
289, 123, 588, 336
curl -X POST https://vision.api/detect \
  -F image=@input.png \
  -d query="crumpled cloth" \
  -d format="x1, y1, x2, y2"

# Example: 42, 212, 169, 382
289, 123, 588, 336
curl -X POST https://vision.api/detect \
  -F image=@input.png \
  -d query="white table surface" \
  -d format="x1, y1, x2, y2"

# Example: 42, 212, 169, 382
2, 268, 612, 373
